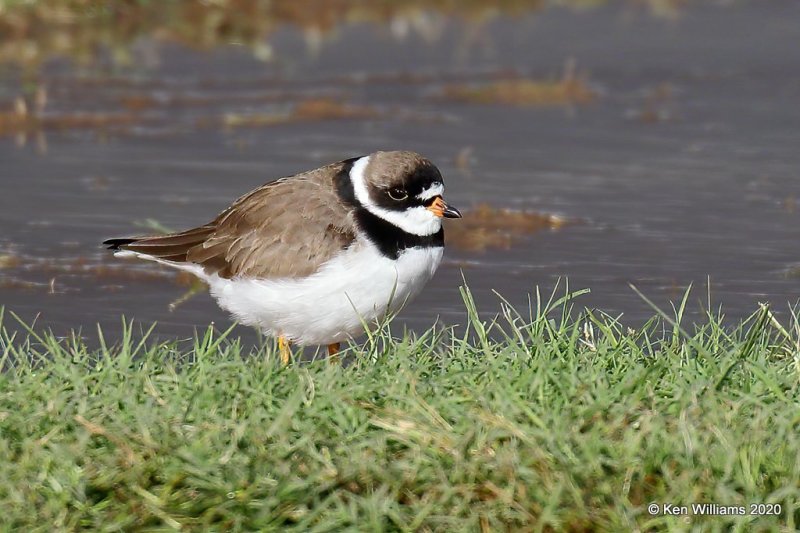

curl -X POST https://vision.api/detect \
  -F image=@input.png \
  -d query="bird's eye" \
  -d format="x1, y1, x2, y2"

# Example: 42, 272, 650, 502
387, 187, 408, 201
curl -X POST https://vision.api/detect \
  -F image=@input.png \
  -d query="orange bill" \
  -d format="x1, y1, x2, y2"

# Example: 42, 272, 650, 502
426, 196, 462, 218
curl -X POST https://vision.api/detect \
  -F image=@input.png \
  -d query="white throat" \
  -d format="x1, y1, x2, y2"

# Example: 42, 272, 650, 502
349, 155, 442, 237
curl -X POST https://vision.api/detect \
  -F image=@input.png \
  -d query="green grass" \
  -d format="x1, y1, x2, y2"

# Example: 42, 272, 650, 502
1, 285, 799, 532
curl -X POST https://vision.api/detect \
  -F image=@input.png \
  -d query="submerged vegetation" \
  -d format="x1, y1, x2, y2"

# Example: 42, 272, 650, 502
441, 62, 594, 107
221, 98, 380, 129
2, 286, 799, 531
446, 203, 569, 252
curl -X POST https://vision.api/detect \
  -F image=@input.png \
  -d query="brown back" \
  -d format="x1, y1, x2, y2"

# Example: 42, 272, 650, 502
106, 161, 357, 279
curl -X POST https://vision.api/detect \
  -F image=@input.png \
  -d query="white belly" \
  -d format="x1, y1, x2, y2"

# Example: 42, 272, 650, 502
207, 241, 443, 346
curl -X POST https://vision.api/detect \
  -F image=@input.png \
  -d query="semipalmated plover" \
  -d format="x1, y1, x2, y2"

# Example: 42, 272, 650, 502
104, 150, 461, 362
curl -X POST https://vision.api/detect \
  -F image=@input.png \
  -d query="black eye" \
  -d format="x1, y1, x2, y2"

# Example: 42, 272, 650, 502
387, 187, 408, 201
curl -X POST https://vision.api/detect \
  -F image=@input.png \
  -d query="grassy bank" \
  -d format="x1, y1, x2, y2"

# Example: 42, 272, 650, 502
1, 287, 799, 531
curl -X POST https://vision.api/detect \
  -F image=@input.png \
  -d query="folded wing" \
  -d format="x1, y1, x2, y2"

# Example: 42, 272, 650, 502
104, 161, 356, 280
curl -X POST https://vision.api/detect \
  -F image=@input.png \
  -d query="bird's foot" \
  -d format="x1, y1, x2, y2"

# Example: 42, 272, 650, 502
278, 336, 292, 366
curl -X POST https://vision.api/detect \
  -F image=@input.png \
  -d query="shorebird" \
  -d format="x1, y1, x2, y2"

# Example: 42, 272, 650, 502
104, 150, 461, 363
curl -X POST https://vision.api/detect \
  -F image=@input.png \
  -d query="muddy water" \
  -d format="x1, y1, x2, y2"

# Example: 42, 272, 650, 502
2, 2, 800, 345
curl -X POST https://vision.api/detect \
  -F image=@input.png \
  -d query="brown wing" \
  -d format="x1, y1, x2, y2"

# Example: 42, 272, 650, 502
104, 161, 356, 279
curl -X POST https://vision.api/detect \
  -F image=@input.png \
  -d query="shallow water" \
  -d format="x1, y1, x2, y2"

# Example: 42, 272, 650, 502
1, 2, 800, 344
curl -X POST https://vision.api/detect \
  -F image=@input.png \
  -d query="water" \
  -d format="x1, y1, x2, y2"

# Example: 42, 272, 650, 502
2, 2, 799, 344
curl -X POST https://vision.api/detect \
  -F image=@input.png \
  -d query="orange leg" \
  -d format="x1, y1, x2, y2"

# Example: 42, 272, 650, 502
327, 343, 340, 362
278, 336, 292, 366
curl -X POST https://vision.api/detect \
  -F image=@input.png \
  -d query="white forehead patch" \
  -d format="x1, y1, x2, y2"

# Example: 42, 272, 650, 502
416, 183, 444, 201
349, 155, 442, 237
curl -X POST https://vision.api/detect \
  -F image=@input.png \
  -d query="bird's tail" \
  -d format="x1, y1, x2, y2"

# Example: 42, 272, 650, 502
103, 224, 216, 264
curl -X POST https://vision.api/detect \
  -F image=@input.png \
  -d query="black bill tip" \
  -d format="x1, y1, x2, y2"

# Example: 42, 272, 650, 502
443, 204, 462, 219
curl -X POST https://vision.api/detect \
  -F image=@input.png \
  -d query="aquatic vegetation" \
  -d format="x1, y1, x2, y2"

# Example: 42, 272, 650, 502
441, 71, 594, 106
0, 253, 199, 294
631, 82, 675, 123
1, 287, 798, 530
222, 98, 379, 128
447, 203, 569, 252
0, 91, 382, 137
0, 92, 137, 138
0, 0, 691, 69
0, 254, 21, 269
